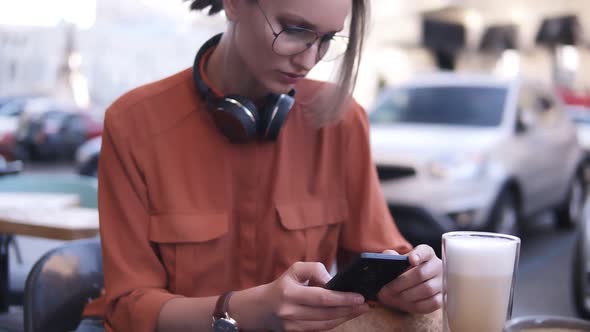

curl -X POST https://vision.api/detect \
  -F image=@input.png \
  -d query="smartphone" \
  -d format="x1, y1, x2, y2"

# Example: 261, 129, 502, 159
325, 253, 410, 301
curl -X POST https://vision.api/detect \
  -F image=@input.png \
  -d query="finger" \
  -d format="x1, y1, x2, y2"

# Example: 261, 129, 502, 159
278, 303, 370, 322
408, 245, 436, 267
285, 286, 365, 307
396, 277, 442, 303
290, 262, 332, 286
382, 257, 442, 294
289, 311, 366, 332
382, 249, 400, 255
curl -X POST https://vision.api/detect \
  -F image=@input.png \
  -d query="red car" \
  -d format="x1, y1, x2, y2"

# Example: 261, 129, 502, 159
558, 87, 590, 108
0, 131, 18, 161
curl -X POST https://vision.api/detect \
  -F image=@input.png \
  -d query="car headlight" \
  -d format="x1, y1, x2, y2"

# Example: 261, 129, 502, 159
427, 152, 488, 180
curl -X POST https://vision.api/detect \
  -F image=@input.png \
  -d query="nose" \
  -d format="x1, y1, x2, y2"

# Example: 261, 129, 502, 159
291, 40, 322, 71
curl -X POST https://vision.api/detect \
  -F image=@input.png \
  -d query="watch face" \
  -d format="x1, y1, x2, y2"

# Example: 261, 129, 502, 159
213, 318, 239, 332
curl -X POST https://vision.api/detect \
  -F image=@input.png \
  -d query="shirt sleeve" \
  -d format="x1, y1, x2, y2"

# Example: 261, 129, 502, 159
339, 102, 412, 257
99, 109, 183, 332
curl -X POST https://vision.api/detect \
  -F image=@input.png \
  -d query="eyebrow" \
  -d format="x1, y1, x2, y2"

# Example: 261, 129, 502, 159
277, 13, 342, 34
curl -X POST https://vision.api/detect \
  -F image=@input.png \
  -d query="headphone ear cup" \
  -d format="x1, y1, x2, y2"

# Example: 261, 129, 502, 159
261, 93, 295, 141
213, 95, 259, 143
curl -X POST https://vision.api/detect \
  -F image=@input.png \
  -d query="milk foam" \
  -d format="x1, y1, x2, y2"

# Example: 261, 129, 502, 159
444, 235, 519, 276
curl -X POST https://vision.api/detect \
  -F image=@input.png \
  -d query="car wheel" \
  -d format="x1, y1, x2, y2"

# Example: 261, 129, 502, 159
573, 232, 590, 318
556, 174, 585, 229
488, 190, 519, 236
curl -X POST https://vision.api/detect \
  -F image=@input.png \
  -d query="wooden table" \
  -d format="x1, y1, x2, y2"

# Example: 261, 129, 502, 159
0, 192, 99, 312
0, 207, 99, 240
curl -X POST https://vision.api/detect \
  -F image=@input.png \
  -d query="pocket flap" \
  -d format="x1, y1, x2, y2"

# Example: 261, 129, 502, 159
149, 212, 228, 243
276, 199, 347, 231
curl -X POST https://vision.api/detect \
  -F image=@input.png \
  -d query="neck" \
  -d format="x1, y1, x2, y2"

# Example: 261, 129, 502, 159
206, 33, 267, 103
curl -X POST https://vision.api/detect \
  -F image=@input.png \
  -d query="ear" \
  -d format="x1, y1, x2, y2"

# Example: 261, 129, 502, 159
222, 0, 240, 22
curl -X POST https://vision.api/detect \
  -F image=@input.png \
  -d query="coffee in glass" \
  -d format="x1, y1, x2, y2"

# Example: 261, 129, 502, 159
443, 231, 521, 332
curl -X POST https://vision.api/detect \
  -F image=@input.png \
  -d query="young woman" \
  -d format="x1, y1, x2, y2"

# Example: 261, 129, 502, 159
81, 0, 443, 331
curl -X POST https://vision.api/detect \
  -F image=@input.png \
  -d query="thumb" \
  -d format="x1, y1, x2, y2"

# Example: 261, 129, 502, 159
290, 262, 332, 286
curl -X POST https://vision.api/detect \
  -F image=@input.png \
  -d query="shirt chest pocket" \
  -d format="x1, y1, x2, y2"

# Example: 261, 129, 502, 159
275, 199, 348, 265
149, 212, 229, 297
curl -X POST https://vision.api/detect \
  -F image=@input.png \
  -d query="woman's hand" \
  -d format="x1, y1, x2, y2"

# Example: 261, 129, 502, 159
260, 261, 370, 332
377, 245, 443, 314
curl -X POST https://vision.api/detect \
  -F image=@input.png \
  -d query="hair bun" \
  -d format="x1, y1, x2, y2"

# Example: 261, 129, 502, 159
185, 0, 224, 15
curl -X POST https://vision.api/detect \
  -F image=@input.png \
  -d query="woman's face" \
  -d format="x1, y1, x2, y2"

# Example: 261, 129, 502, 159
232, 0, 351, 95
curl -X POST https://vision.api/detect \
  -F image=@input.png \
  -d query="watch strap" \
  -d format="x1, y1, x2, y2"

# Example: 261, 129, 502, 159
213, 291, 234, 320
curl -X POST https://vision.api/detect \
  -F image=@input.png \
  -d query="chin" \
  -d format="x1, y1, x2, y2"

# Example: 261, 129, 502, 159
266, 81, 295, 95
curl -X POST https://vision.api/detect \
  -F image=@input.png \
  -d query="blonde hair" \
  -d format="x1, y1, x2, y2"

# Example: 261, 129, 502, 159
186, 0, 369, 126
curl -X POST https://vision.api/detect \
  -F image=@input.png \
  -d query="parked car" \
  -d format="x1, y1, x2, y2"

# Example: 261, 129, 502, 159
369, 73, 586, 249
76, 136, 101, 177
573, 196, 590, 319
566, 106, 590, 150
0, 96, 14, 109
0, 130, 18, 161
0, 97, 47, 160
0, 94, 43, 111
0, 111, 19, 161
15, 100, 103, 161
0, 156, 22, 176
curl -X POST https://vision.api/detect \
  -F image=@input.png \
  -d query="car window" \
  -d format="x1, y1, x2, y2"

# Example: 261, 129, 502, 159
65, 115, 86, 133
0, 100, 25, 117
369, 86, 507, 127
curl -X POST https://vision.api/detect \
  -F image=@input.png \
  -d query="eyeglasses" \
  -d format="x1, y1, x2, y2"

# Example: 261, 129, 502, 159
255, 1, 349, 62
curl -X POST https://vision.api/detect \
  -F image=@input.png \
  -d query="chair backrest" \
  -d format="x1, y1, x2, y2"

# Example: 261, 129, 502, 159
24, 238, 103, 332
0, 174, 98, 208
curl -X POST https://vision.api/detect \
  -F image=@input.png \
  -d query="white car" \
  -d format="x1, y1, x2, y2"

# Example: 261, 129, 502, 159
567, 105, 590, 152
574, 196, 590, 319
369, 73, 585, 249
566, 106, 590, 319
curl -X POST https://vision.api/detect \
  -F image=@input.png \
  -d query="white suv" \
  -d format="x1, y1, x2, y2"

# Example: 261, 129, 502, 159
369, 73, 585, 249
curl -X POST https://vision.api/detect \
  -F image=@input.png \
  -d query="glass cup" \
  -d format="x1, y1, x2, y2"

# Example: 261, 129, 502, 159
442, 231, 521, 332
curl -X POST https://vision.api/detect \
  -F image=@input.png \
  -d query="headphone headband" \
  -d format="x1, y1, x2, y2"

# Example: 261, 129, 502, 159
193, 33, 223, 105
192, 33, 295, 143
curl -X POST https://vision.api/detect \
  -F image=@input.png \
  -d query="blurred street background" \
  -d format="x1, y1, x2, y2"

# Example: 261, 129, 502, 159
1, 0, 590, 331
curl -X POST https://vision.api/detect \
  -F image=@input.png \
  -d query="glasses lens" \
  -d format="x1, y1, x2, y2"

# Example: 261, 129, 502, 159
273, 27, 349, 62
319, 35, 349, 62
273, 27, 318, 56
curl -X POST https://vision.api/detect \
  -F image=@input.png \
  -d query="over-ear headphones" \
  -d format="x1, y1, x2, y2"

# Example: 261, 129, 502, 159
193, 33, 295, 143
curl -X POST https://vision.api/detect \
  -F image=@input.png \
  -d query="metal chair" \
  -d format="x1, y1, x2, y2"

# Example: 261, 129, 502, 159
0, 174, 98, 307
23, 238, 103, 332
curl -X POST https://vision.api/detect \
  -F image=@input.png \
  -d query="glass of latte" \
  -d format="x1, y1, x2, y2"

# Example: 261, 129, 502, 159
442, 231, 521, 332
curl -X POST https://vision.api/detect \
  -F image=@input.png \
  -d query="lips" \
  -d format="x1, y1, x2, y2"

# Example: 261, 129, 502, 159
282, 71, 305, 78
278, 71, 305, 84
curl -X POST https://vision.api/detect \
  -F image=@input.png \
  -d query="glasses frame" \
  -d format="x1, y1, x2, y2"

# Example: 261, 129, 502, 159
255, 0, 349, 61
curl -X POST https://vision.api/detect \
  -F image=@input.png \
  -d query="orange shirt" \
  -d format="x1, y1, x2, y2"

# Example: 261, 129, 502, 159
95, 66, 411, 331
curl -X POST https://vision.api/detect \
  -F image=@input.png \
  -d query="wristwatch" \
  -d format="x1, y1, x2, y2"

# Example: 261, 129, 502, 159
212, 291, 239, 332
